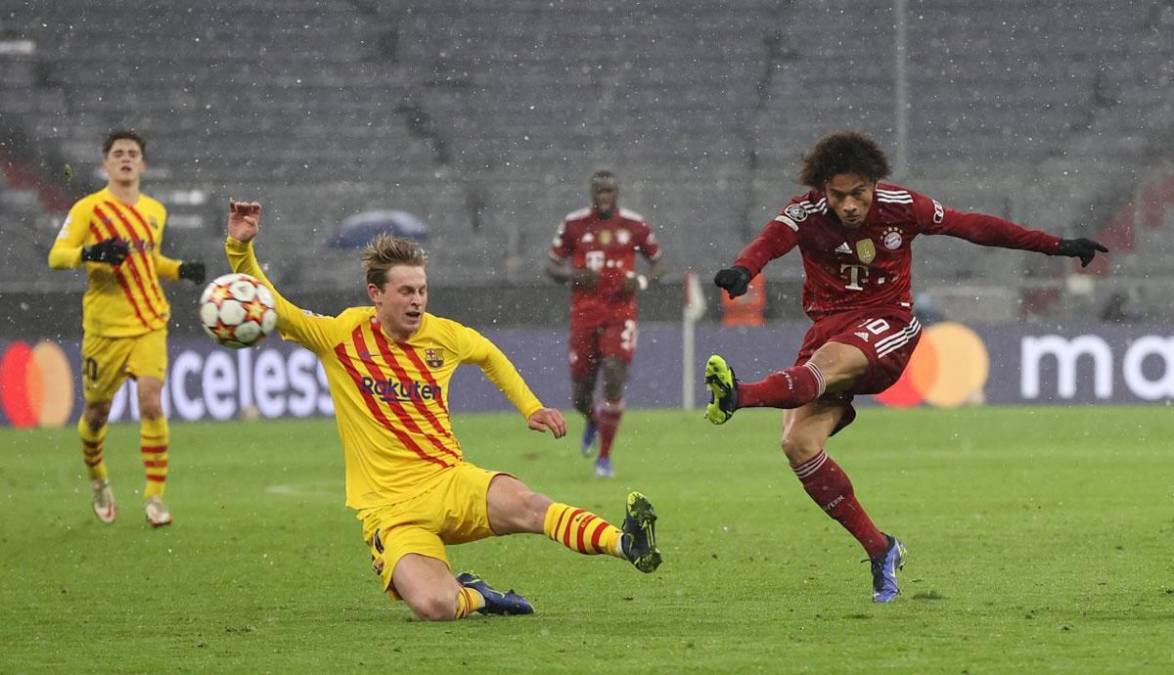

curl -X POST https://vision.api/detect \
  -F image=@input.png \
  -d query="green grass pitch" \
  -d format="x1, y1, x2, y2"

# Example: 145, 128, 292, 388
2, 406, 1172, 673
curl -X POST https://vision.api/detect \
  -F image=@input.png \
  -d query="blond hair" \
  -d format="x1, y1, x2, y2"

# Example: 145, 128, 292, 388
362, 234, 427, 288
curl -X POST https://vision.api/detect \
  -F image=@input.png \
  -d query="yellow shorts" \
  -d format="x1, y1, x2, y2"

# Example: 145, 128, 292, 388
358, 463, 505, 600
81, 329, 168, 403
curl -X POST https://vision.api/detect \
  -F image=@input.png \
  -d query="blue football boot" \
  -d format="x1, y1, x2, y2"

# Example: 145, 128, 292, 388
621, 491, 661, 573
581, 417, 598, 457
594, 456, 614, 478
455, 572, 534, 615
869, 534, 907, 603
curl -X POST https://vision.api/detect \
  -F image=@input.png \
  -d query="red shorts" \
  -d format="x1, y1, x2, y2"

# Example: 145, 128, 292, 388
794, 308, 922, 433
568, 318, 638, 379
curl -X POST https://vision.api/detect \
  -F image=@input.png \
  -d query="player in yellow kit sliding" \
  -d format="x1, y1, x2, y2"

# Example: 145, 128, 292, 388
224, 200, 661, 620
48, 131, 205, 527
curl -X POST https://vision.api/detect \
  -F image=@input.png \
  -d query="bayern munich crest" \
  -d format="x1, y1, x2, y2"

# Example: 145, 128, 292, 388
882, 227, 903, 250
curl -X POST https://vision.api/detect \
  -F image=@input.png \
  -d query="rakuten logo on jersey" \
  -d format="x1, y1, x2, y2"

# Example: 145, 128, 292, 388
360, 377, 441, 402
1021, 334, 1174, 401
109, 346, 333, 422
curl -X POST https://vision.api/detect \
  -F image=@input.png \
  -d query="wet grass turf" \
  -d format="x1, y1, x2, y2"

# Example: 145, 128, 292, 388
2, 406, 1172, 672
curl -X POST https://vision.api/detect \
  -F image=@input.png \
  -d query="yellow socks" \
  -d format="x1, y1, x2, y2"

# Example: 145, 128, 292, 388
78, 417, 108, 482
79, 414, 171, 499
543, 502, 624, 558
140, 416, 169, 498
454, 586, 485, 619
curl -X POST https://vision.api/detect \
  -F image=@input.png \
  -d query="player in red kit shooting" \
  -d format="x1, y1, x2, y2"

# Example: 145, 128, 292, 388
705, 132, 1107, 603
546, 171, 664, 478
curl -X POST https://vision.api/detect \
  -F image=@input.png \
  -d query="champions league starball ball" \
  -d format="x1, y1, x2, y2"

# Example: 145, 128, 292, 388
198, 273, 277, 349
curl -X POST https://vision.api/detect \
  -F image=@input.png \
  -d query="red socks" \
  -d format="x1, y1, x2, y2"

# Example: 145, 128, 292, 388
596, 399, 624, 460
738, 362, 826, 409
793, 449, 888, 558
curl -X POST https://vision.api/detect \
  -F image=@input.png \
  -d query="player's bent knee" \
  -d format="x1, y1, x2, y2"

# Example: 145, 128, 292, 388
524, 490, 553, 523
405, 591, 457, 621
83, 402, 111, 428
488, 476, 549, 533
780, 434, 822, 464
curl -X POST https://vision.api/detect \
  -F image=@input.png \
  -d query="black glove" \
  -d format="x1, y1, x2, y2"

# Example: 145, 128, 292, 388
570, 267, 598, 289
1056, 238, 1108, 268
714, 266, 752, 298
81, 238, 129, 265
179, 261, 206, 285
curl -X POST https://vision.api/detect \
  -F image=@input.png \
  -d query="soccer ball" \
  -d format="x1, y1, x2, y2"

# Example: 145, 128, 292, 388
198, 273, 277, 349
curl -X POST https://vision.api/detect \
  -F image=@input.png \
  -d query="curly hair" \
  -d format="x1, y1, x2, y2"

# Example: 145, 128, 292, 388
362, 234, 427, 288
799, 131, 890, 189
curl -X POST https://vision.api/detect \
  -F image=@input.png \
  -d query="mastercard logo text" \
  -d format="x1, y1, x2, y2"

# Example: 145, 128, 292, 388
0, 341, 75, 428
875, 322, 989, 408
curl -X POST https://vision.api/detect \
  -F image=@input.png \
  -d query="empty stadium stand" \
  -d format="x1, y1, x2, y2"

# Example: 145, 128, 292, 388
0, 0, 1169, 323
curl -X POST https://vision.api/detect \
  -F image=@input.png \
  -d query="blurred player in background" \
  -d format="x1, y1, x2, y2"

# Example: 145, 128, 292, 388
224, 200, 660, 620
546, 170, 664, 478
48, 130, 206, 527
706, 131, 1107, 603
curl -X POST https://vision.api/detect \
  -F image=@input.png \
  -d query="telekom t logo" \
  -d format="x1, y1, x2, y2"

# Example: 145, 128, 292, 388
840, 264, 869, 291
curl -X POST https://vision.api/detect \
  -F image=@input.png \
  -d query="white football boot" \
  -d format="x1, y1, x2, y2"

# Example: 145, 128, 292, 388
144, 495, 173, 528
91, 479, 117, 524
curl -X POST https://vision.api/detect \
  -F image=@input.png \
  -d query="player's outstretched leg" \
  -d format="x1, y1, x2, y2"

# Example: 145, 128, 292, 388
541, 494, 661, 573
704, 354, 739, 424
868, 534, 907, 603
455, 572, 534, 616
708, 355, 830, 422
621, 491, 661, 573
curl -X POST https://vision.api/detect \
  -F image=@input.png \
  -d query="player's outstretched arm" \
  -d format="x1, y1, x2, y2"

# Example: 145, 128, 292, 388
919, 198, 1108, 267
1055, 238, 1109, 268
223, 200, 336, 353
717, 210, 802, 298
527, 408, 567, 438
228, 200, 261, 243
714, 266, 752, 298
459, 325, 550, 426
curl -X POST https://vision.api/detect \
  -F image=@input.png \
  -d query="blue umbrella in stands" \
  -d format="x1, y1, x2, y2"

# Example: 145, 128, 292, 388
327, 210, 430, 249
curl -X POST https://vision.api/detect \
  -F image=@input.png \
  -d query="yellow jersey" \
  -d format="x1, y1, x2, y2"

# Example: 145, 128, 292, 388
225, 237, 545, 509
48, 187, 180, 337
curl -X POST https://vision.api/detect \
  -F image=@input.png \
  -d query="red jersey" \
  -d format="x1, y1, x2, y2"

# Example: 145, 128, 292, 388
734, 182, 1063, 321
549, 207, 662, 324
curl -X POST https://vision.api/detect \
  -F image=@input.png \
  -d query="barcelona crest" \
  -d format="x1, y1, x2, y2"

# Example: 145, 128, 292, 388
425, 348, 444, 368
